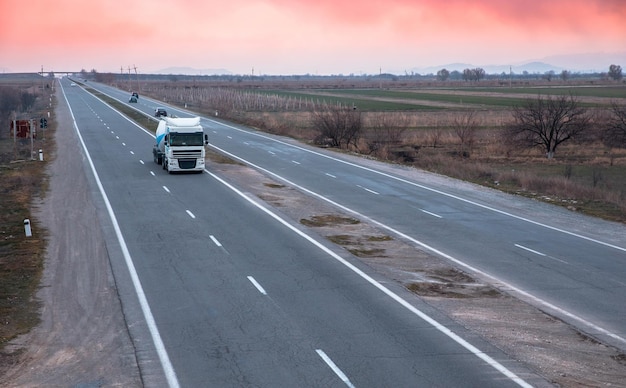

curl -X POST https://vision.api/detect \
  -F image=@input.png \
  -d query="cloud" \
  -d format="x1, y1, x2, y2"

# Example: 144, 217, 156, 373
1, 0, 624, 74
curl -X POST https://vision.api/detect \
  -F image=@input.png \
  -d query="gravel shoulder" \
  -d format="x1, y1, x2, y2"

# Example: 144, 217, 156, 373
2, 89, 625, 386
0, 87, 142, 387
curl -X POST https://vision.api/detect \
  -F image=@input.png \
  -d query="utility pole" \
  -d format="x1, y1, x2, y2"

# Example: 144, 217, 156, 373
12, 119, 17, 161
133, 64, 140, 92
29, 119, 34, 160
127, 66, 132, 90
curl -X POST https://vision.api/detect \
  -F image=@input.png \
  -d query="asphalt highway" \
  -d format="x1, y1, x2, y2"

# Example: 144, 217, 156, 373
88, 80, 626, 353
60, 78, 625, 387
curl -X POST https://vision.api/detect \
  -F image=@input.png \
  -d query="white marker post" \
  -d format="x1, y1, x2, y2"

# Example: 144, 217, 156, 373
24, 219, 32, 237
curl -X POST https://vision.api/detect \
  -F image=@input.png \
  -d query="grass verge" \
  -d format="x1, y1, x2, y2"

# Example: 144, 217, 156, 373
0, 79, 53, 349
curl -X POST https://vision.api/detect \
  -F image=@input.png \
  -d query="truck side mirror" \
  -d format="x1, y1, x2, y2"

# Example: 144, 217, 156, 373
164, 134, 169, 145
204, 134, 208, 145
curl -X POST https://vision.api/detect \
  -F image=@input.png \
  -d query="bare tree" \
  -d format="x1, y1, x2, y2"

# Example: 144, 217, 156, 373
608, 64, 623, 81
543, 70, 555, 82
462, 68, 485, 82
436, 68, 450, 81
476, 68, 486, 81
506, 94, 590, 159
20, 92, 37, 111
603, 103, 626, 148
370, 112, 410, 143
365, 112, 411, 156
453, 110, 478, 157
0, 86, 21, 117
427, 126, 444, 148
311, 105, 362, 149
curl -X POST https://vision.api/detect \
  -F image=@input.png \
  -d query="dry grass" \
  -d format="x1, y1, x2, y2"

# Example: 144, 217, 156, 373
300, 214, 361, 227
0, 76, 53, 348
0, 162, 46, 344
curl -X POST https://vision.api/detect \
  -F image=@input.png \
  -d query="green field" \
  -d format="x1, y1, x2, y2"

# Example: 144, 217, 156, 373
454, 86, 626, 99
316, 89, 529, 108
253, 86, 623, 110
254, 90, 440, 111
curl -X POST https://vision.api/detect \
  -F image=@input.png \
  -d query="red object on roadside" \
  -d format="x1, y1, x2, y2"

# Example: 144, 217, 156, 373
10, 120, 36, 139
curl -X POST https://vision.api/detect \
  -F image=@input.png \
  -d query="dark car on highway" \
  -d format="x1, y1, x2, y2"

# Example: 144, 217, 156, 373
155, 108, 167, 117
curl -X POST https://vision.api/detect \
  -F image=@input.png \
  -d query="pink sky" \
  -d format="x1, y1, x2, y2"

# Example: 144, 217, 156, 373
1, 0, 625, 75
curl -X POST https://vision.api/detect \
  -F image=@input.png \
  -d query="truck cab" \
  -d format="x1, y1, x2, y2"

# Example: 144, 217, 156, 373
153, 117, 208, 173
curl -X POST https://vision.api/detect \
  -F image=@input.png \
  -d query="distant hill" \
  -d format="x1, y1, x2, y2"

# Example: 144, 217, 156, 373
147, 52, 625, 76
409, 52, 626, 76
538, 52, 626, 73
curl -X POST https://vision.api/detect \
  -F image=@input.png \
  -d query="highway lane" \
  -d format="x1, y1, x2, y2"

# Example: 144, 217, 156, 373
89, 81, 626, 351
61, 80, 546, 386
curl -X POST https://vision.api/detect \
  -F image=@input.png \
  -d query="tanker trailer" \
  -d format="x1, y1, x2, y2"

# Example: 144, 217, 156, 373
153, 116, 208, 173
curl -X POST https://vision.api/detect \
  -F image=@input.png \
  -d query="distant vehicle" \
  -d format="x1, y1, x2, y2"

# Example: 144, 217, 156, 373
131, 92, 139, 99
70, 82, 77, 87
129, 94, 138, 103
153, 116, 208, 173
155, 107, 167, 117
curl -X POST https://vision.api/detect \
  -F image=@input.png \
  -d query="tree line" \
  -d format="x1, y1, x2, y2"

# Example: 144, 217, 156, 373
311, 95, 626, 160
436, 64, 623, 82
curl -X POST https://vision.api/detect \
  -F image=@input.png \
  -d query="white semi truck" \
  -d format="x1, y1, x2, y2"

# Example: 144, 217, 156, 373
153, 116, 208, 173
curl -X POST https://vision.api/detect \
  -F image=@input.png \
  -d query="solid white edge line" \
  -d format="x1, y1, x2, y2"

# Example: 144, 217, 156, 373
209, 144, 626, 348
200, 161, 532, 387
61, 83, 180, 388
247, 276, 267, 295
316, 349, 356, 388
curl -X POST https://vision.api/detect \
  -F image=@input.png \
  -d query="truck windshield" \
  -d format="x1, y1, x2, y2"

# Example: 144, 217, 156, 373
169, 132, 204, 146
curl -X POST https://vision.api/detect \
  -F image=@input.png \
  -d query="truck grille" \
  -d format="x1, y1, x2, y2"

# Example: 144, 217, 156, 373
179, 159, 197, 169
172, 150, 202, 158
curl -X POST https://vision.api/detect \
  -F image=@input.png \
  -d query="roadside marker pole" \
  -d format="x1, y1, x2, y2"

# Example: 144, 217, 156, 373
24, 219, 32, 237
